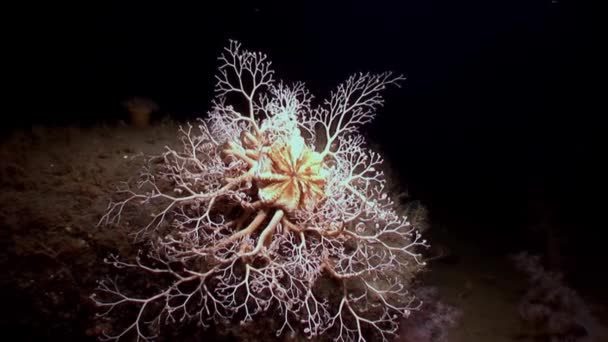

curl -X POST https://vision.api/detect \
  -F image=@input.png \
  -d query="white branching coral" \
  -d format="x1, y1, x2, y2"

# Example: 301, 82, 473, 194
92, 40, 429, 341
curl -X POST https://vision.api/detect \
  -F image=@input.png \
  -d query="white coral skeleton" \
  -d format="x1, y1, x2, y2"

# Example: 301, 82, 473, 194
92, 40, 429, 341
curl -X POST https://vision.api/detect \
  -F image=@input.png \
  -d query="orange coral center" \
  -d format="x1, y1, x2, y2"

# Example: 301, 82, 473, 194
255, 135, 327, 212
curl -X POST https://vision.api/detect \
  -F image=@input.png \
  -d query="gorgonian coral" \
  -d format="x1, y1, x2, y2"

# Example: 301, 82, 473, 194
92, 40, 428, 341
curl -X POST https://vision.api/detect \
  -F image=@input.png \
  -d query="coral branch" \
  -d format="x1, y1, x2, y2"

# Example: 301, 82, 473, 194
93, 41, 425, 342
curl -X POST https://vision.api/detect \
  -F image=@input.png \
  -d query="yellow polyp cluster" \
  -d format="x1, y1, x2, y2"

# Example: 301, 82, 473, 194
255, 134, 328, 212
224, 126, 329, 213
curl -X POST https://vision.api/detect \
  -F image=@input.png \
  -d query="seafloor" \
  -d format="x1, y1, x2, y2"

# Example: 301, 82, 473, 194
1, 120, 606, 341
